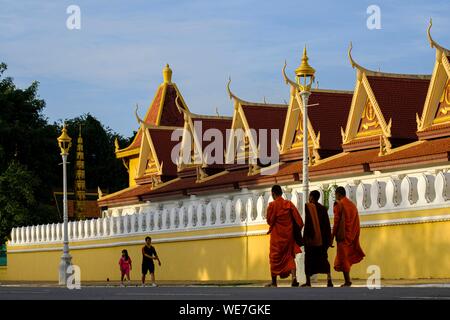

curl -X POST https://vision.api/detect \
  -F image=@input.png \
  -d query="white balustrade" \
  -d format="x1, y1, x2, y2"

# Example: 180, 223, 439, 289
83, 220, 88, 238
205, 202, 216, 226
417, 174, 436, 205
345, 183, 357, 204
435, 171, 450, 202
123, 215, 129, 234
96, 218, 101, 237
235, 198, 243, 223
400, 176, 418, 207
30, 226, 35, 243
10, 170, 450, 246
356, 183, 371, 211
225, 199, 232, 224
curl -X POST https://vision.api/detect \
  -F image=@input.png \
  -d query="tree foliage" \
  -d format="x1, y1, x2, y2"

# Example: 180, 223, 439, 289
0, 63, 130, 242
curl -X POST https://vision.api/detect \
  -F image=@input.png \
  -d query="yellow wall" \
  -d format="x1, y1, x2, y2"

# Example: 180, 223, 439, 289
2, 219, 450, 282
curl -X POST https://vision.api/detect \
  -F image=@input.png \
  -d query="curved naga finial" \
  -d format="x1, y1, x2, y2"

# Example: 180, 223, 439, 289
427, 18, 450, 54
175, 95, 191, 121
226, 77, 250, 104
348, 42, 374, 74
135, 103, 146, 126
282, 60, 300, 89
175, 95, 184, 114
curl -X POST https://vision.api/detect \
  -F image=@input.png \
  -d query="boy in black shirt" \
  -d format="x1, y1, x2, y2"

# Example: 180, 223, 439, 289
141, 236, 161, 287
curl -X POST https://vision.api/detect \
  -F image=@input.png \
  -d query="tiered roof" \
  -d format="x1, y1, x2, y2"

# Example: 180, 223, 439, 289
99, 21, 450, 207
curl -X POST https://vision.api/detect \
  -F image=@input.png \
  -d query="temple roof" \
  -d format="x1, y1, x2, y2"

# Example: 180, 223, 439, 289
308, 89, 353, 151
101, 24, 450, 207
116, 65, 188, 158
367, 75, 430, 140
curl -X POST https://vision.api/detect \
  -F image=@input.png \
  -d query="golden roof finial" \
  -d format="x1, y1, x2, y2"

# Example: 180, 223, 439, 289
295, 45, 315, 78
348, 42, 373, 74
163, 64, 172, 84
427, 18, 450, 54
226, 77, 250, 104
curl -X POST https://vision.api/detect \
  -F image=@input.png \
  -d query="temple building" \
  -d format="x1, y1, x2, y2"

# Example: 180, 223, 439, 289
3, 21, 450, 282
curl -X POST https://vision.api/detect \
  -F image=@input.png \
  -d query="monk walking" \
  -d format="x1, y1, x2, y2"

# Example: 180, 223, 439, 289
266, 185, 304, 287
332, 186, 365, 287
302, 190, 333, 287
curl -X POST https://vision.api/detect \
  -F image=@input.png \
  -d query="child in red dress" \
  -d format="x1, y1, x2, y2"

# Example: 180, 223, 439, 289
119, 249, 132, 286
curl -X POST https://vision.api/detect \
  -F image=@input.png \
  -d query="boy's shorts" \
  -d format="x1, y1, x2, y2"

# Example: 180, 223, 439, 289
142, 262, 155, 275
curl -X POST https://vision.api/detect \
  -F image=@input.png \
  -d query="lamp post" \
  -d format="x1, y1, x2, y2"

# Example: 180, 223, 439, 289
57, 124, 72, 285
295, 46, 316, 206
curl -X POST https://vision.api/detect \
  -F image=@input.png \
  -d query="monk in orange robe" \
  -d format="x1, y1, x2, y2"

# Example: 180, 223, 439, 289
266, 185, 304, 287
332, 186, 365, 287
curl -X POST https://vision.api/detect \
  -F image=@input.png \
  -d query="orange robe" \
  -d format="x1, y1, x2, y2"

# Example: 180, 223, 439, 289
332, 197, 365, 272
267, 197, 304, 278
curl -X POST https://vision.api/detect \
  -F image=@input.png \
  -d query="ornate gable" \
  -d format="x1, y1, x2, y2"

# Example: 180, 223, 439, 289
341, 44, 392, 155
356, 99, 382, 138
174, 96, 232, 182
224, 79, 260, 171
135, 126, 163, 187
417, 20, 450, 139
280, 63, 321, 163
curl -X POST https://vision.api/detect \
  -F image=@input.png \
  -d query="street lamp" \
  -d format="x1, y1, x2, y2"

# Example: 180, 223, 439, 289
295, 46, 315, 205
57, 123, 72, 285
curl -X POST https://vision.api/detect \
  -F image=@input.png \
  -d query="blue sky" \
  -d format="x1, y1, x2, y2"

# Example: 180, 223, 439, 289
1, 0, 449, 137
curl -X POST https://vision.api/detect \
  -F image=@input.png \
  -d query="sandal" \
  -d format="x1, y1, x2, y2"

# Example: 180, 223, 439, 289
264, 283, 277, 287
300, 283, 311, 287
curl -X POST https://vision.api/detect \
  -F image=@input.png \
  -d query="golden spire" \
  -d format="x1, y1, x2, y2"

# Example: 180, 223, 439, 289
163, 64, 172, 84
75, 124, 86, 219
295, 46, 316, 79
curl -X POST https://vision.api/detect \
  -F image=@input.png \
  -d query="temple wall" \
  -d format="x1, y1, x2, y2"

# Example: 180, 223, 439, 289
3, 165, 450, 282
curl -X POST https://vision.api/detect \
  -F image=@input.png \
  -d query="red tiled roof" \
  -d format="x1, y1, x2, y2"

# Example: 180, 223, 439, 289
308, 90, 353, 151
241, 104, 287, 132
147, 86, 164, 125
366, 75, 430, 140
241, 104, 287, 159
148, 127, 180, 176
191, 117, 233, 151
119, 84, 185, 153
159, 85, 187, 127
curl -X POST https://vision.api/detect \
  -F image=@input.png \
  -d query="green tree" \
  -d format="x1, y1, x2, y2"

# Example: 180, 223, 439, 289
0, 162, 39, 242
0, 63, 130, 241
0, 64, 61, 240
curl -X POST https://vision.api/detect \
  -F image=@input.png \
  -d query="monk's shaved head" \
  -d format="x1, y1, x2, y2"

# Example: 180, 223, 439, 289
335, 186, 346, 199
309, 190, 320, 202
271, 185, 283, 197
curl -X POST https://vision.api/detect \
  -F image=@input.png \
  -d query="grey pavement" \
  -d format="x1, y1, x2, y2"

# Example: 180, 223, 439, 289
1, 284, 450, 300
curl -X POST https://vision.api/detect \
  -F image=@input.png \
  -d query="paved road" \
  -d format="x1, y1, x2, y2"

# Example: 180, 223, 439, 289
1, 285, 450, 300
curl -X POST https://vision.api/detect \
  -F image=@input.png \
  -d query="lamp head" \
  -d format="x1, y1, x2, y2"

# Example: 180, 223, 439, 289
57, 123, 72, 155
295, 45, 315, 92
